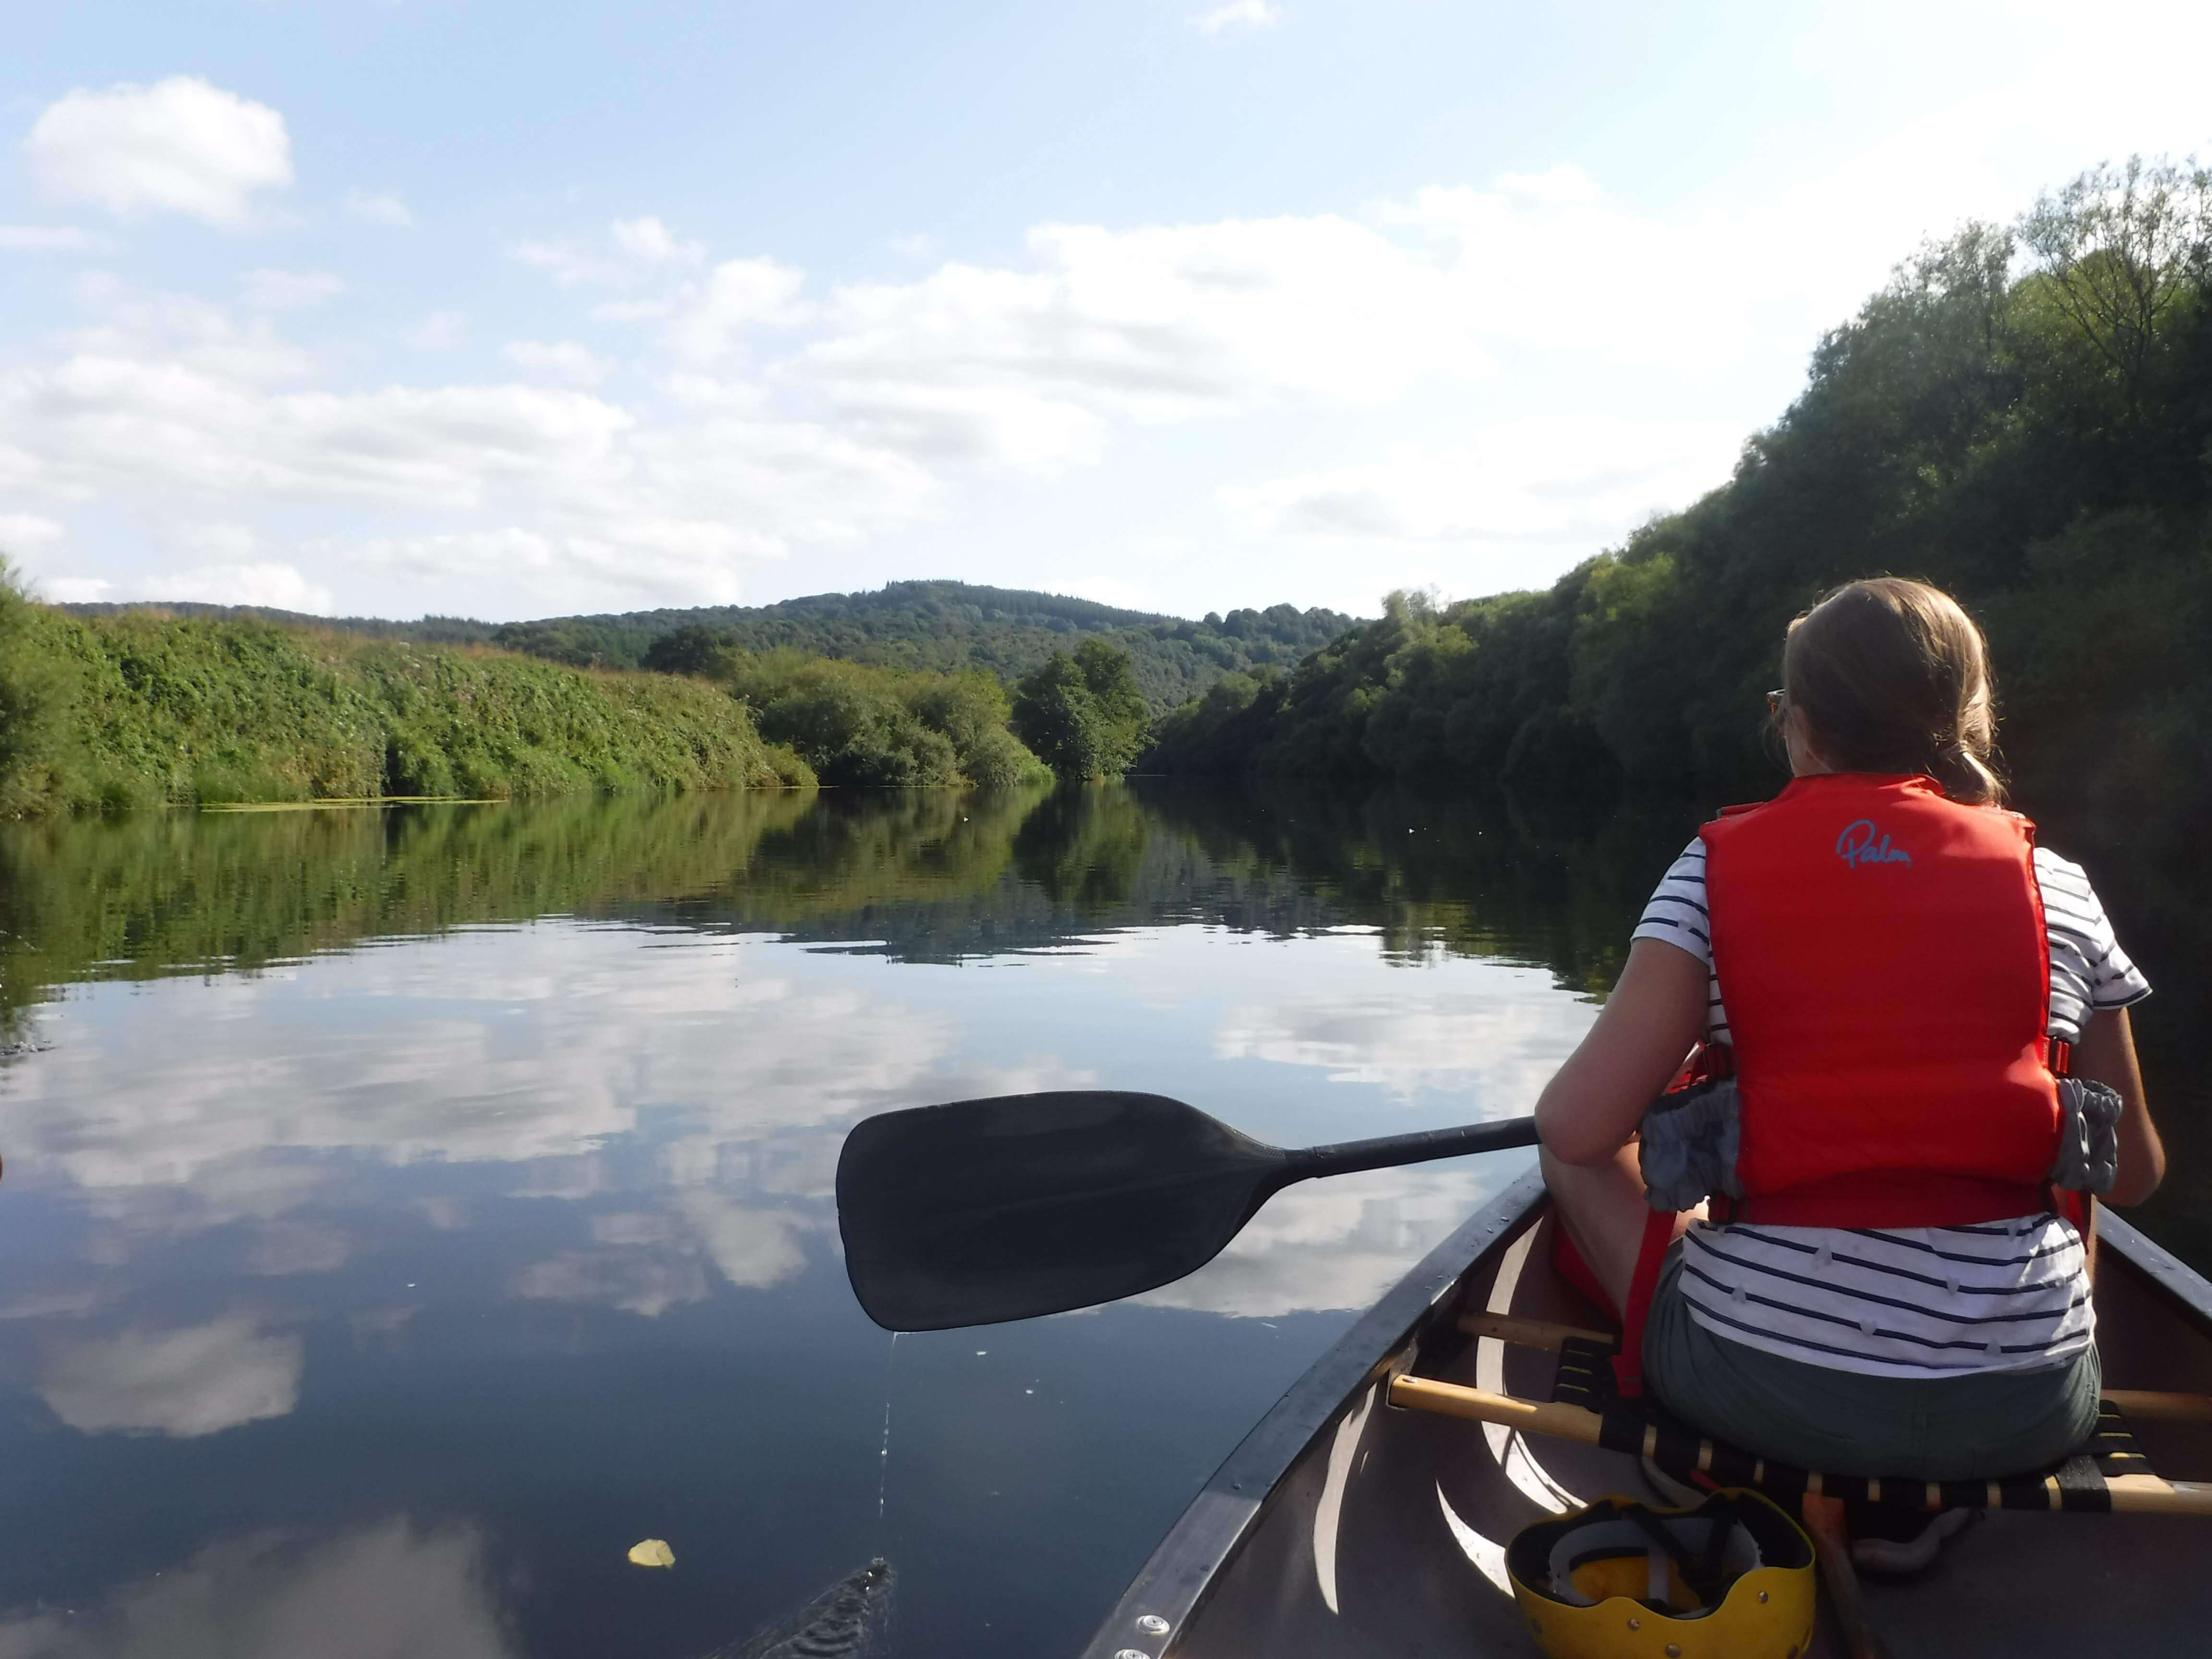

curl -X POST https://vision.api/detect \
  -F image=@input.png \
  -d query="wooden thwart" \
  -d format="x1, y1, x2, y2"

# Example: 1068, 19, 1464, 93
1388, 1373, 2212, 1516
1455, 1310, 2212, 1424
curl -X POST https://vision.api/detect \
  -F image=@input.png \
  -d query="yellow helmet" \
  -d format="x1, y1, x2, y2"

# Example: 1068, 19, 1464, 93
1506, 1489, 1816, 1659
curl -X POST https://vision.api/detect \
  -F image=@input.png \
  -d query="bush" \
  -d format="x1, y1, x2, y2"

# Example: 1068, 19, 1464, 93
721, 650, 1051, 788
1011, 640, 1150, 780
0, 561, 73, 816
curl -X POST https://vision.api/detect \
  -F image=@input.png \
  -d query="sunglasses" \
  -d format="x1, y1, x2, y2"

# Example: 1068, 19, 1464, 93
1765, 688, 1786, 718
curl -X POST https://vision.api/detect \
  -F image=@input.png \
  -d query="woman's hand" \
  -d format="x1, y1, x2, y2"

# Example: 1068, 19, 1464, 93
1534, 937, 1710, 1166
2076, 1006, 2163, 1206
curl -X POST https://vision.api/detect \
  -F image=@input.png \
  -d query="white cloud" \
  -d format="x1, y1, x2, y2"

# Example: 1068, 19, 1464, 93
666, 256, 809, 361
40, 576, 112, 602
0, 511, 66, 552
1221, 417, 1744, 581
39, 1316, 304, 1437
610, 214, 702, 264
514, 216, 705, 287
4, 351, 635, 510
1194, 0, 1280, 33
407, 310, 467, 349
771, 212, 1490, 470
152, 560, 336, 613
63, 280, 316, 384
510, 239, 614, 286
0, 134, 2122, 613
345, 188, 414, 228
240, 268, 345, 310
501, 338, 613, 385
1491, 163, 1601, 204
26, 77, 293, 228
0, 224, 96, 252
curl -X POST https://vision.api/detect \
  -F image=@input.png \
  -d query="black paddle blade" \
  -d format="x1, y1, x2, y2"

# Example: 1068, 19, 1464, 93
836, 1091, 1288, 1331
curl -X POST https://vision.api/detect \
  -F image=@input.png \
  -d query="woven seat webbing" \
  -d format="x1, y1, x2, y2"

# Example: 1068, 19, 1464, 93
1549, 1336, 2150, 1515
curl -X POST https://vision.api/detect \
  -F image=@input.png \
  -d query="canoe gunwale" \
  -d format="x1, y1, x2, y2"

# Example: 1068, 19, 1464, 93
2099, 1207, 2212, 1325
1073, 1164, 1549, 1659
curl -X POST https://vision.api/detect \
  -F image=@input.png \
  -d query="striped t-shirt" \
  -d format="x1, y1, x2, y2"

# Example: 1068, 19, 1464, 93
1634, 837, 2151, 1378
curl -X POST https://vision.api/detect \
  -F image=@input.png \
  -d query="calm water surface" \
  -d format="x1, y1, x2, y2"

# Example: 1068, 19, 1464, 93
0, 782, 2199, 1658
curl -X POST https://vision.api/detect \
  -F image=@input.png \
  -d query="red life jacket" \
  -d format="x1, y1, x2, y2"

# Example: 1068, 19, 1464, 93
1699, 772, 2062, 1228
1602, 772, 2069, 1394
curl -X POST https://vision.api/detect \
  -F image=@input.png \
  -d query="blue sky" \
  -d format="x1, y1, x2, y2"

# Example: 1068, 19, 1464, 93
2, 1, 2207, 621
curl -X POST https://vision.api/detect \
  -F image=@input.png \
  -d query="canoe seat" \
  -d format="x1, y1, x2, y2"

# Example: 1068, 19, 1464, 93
1547, 1333, 2157, 1515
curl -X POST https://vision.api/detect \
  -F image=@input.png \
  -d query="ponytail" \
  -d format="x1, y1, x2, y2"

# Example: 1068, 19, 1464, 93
1783, 578, 2007, 806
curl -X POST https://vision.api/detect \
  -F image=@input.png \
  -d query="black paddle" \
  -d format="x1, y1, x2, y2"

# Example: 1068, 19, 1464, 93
835, 1091, 1541, 1331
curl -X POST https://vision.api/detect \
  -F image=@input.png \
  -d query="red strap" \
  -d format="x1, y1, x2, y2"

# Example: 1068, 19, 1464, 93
1611, 1207, 1679, 1398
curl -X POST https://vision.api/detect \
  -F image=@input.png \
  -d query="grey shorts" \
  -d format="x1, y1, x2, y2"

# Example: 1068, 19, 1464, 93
1642, 1247, 2102, 1480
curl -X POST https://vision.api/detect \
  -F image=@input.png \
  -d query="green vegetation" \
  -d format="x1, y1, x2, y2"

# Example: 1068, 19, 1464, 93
1010, 640, 1152, 780
714, 649, 1054, 788
0, 560, 72, 818
68, 581, 1359, 717
0, 599, 814, 814
1146, 157, 2212, 860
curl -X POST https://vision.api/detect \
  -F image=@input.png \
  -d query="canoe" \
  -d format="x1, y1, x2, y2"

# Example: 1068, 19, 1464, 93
1078, 1165, 2212, 1658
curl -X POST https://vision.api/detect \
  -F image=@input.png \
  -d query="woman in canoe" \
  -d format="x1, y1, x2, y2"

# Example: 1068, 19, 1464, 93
1533, 576, 2166, 1570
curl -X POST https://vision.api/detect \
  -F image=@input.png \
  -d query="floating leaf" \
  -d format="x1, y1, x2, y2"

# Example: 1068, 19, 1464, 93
627, 1538, 675, 1568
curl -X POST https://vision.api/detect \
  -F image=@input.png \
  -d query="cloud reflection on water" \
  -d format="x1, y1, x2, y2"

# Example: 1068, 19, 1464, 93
37, 1316, 304, 1438
0, 1519, 512, 1659
1213, 968, 1579, 1104
5, 929, 962, 1238
1131, 1166, 1518, 1317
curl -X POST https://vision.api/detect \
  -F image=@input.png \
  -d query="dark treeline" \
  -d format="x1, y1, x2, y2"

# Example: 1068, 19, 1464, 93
65, 581, 1358, 718
1147, 157, 2212, 864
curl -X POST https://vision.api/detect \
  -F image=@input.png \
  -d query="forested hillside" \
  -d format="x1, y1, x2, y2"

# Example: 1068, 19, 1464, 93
1148, 157, 2212, 862
63, 582, 1359, 717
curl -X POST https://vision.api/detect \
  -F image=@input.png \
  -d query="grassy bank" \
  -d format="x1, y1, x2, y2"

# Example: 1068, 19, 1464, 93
0, 593, 815, 814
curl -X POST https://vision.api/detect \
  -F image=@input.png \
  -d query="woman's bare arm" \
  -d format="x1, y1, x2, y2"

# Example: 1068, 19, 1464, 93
1535, 937, 1710, 1166
2075, 1006, 2162, 1206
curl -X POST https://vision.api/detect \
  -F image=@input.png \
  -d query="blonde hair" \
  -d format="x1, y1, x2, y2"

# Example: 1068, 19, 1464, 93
1782, 577, 2005, 805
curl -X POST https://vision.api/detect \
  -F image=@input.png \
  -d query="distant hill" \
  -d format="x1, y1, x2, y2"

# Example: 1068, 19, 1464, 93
60, 580, 1363, 714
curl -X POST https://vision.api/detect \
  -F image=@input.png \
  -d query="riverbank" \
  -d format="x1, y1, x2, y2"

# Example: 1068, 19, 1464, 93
0, 598, 817, 814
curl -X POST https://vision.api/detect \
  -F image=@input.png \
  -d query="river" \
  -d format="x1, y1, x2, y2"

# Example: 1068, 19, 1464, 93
0, 781, 2199, 1658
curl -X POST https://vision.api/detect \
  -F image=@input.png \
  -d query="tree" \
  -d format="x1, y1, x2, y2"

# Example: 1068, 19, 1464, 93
1011, 641, 1149, 780
2018, 155, 2212, 419
642, 624, 738, 678
0, 559, 72, 816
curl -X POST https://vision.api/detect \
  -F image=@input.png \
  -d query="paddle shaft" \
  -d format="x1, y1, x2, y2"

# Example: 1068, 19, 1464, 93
1285, 1116, 1542, 1181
